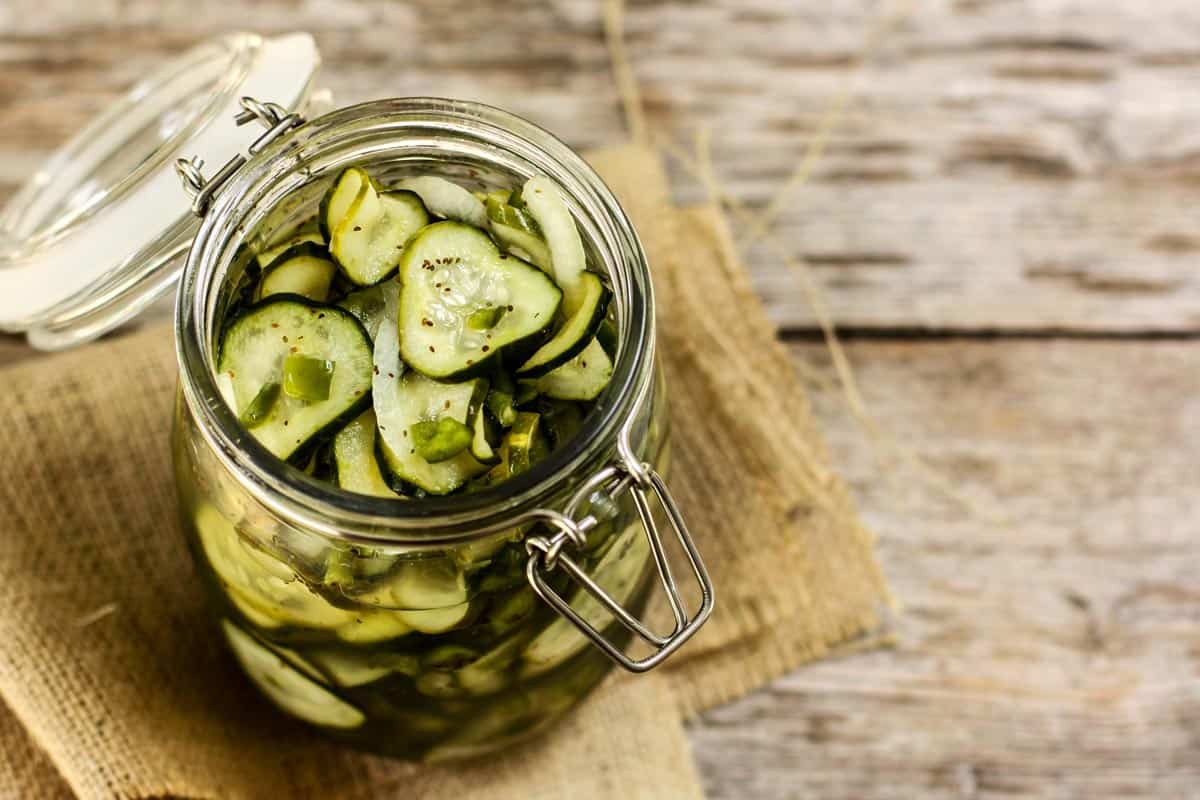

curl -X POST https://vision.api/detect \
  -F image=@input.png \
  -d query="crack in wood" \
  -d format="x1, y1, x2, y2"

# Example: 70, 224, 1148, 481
1024, 265, 1182, 294
802, 252, 913, 267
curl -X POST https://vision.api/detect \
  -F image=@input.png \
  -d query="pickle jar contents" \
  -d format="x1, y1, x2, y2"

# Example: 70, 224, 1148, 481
179, 167, 659, 761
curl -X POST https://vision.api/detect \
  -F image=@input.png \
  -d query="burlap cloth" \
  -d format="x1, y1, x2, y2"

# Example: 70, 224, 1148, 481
0, 145, 889, 799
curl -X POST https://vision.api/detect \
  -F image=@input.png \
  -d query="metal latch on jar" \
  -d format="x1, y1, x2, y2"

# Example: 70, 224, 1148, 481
176, 97, 307, 217
522, 455, 714, 673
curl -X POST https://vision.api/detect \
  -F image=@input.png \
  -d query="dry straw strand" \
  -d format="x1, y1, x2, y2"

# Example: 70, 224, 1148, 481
603, 0, 649, 144
739, 0, 916, 248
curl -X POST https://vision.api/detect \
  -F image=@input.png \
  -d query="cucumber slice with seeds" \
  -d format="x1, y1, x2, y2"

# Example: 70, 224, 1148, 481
516, 270, 611, 377
330, 183, 429, 286
257, 243, 337, 303
529, 338, 612, 401
222, 621, 365, 729
398, 221, 561, 380
395, 175, 488, 228
218, 297, 374, 462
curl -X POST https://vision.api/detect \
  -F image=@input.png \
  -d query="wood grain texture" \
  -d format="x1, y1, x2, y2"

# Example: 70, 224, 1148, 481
2, 2, 1199, 796
3, 0, 1200, 332
692, 339, 1200, 798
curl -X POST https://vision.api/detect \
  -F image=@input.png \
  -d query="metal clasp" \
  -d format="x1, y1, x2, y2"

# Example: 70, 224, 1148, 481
176, 96, 305, 216
524, 457, 715, 673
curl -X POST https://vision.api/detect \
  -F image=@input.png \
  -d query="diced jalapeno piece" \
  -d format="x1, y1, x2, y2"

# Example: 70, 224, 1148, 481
484, 197, 541, 236
486, 368, 518, 427
466, 306, 505, 331
411, 417, 473, 463
240, 381, 281, 428
283, 355, 335, 402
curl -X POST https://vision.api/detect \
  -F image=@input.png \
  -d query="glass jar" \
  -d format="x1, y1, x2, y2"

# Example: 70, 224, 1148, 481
171, 97, 712, 761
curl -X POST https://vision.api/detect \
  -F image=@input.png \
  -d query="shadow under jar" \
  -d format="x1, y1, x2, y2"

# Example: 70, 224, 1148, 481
172, 98, 712, 761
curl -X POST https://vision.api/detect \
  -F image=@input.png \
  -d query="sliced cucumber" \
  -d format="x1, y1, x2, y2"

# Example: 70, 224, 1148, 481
357, 557, 473, 633
256, 229, 325, 270
395, 175, 488, 228
486, 196, 553, 272
529, 337, 612, 401
521, 176, 587, 314
398, 221, 561, 380
194, 503, 356, 630
310, 649, 420, 688
456, 632, 527, 695
372, 280, 485, 494
470, 406, 500, 464
218, 297, 374, 462
486, 587, 538, 637
376, 370, 489, 494
318, 166, 370, 241
333, 410, 400, 498
257, 242, 337, 302
222, 620, 366, 729
357, 557, 468, 611
337, 284, 390, 340
398, 603, 472, 634
516, 271, 611, 377
335, 611, 413, 644
330, 183, 429, 286
521, 521, 650, 676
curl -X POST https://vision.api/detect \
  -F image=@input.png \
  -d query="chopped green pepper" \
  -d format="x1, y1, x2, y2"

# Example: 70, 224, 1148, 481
485, 196, 541, 235
411, 417, 473, 463
283, 355, 335, 402
240, 381, 281, 428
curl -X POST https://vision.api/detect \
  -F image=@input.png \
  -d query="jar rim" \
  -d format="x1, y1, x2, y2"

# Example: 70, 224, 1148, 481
176, 97, 656, 545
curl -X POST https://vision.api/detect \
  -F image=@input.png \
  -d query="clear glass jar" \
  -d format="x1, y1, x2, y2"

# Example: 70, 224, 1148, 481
171, 98, 709, 761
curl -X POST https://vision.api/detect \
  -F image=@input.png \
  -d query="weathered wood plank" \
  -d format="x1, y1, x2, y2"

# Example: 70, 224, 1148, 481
3, 1, 1200, 331
690, 338, 1200, 798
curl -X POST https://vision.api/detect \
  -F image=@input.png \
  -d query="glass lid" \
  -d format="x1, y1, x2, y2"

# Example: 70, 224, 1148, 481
0, 31, 320, 350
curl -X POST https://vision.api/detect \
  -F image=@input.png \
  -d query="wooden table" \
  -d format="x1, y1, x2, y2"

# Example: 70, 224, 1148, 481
3, 1, 1198, 795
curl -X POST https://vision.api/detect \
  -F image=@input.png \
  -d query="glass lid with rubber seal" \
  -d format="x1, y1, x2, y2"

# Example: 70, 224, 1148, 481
0, 31, 320, 350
